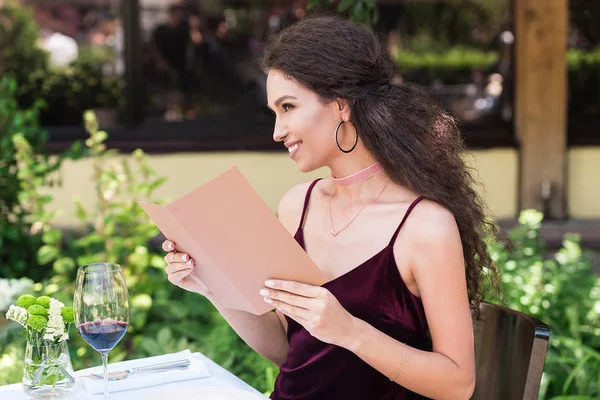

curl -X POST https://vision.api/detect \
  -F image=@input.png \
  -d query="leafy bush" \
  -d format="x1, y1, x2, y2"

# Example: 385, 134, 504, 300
487, 210, 600, 399
29, 47, 124, 126
0, 1, 48, 107
396, 48, 600, 84
396, 47, 500, 85
0, 2, 123, 126
0, 76, 83, 280
202, 312, 278, 396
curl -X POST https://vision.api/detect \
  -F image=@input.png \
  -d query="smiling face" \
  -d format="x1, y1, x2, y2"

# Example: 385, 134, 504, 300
267, 69, 347, 173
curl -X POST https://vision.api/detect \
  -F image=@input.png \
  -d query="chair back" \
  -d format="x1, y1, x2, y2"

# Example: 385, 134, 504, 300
471, 301, 550, 400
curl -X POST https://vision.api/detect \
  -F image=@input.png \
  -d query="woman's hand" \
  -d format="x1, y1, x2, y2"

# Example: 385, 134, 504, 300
162, 240, 213, 299
260, 280, 357, 348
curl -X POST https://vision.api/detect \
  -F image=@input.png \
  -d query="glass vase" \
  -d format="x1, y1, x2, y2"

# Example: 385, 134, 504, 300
22, 341, 75, 399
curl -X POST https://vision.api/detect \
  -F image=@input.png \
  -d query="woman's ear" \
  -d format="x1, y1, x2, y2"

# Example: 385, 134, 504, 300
334, 98, 352, 121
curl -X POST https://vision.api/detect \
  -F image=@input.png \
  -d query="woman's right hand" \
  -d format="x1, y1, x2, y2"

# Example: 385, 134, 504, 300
162, 240, 213, 298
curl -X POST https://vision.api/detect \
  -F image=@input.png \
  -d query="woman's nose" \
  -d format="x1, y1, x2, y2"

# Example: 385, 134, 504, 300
272, 120, 287, 143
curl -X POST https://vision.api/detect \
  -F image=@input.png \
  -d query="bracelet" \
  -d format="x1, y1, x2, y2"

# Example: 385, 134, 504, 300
389, 342, 408, 382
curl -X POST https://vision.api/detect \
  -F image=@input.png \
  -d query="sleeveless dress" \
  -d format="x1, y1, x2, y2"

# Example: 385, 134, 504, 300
271, 179, 430, 400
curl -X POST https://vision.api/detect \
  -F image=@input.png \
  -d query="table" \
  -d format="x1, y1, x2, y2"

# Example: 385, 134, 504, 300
0, 352, 267, 399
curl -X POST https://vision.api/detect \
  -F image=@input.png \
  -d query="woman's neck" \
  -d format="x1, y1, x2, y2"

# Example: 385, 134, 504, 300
332, 162, 383, 185
329, 158, 390, 203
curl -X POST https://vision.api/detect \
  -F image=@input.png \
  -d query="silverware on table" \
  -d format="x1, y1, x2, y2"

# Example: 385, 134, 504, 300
83, 359, 191, 381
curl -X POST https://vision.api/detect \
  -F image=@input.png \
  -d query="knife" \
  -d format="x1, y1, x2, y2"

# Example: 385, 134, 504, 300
82, 359, 191, 381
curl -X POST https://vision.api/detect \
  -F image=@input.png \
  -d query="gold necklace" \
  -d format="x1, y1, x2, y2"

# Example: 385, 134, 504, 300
328, 179, 391, 237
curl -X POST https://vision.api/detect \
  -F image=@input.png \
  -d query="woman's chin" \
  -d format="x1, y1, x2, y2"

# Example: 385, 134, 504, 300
295, 159, 321, 174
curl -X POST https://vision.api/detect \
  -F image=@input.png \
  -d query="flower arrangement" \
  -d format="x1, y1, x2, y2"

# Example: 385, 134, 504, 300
5, 294, 74, 345
5, 294, 76, 397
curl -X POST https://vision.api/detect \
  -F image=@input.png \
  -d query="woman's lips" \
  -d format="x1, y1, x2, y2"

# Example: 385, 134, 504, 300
287, 141, 302, 158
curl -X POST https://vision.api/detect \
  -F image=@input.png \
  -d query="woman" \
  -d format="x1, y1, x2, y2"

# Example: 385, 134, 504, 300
162, 14, 500, 400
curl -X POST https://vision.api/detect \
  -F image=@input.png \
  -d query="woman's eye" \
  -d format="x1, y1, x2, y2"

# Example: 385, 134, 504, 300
282, 103, 294, 112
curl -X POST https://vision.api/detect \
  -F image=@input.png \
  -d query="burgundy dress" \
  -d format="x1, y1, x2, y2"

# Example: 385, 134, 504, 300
271, 179, 430, 400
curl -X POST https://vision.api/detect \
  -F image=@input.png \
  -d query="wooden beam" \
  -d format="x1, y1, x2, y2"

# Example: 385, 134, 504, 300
515, 0, 568, 219
121, 0, 144, 128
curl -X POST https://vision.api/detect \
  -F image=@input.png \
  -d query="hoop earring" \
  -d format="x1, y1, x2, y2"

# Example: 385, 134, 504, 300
335, 121, 358, 153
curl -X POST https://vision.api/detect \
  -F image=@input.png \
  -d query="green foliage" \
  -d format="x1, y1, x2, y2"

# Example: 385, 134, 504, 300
0, 1, 48, 106
0, 76, 81, 280
35, 110, 182, 363
395, 47, 500, 85
202, 312, 278, 397
566, 49, 600, 116
395, 48, 600, 87
27, 47, 124, 125
307, 0, 379, 26
487, 210, 600, 399
0, 2, 123, 126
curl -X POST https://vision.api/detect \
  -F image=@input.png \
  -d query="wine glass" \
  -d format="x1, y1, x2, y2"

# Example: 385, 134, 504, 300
74, 263, 129, 399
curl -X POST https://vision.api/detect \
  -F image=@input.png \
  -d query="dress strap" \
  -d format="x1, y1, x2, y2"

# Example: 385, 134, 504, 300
388, 196, 425, 246
298, 179, 323, 231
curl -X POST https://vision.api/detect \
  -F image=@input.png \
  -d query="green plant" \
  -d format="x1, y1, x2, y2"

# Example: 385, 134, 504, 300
0, 1, 48, 107
27, 47, 124, 126
307, 0, 379, 26
0, 2, 123, 126
24, 111, 218, 372
0, 76, 82, 280
395, 47, 500, 85
487, 210, 600, 399
201, 311, 278, 397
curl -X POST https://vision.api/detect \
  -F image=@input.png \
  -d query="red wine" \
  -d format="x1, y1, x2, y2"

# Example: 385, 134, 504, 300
78, 320, 128, 353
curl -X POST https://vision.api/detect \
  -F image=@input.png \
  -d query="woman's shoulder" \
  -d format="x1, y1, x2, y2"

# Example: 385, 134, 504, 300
277, 179, 321, 234
402, 198, 458, 241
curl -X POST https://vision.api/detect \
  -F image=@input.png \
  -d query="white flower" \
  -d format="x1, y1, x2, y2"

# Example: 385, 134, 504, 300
44, 298, 66, 342
5, 305, 28, 327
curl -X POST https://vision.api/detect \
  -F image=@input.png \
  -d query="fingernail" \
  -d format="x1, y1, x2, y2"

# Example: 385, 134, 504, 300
186, 260, 193, 267
260, 289, 270, 296
168, 243, 174, 250
182, 254, 189, 261
265, 281, 274, 287
264, 297, 273, 304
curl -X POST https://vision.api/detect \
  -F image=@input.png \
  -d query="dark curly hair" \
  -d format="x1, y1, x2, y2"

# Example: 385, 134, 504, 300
262, 13, 502, 316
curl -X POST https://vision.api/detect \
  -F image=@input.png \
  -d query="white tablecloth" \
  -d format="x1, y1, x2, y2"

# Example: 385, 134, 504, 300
0, 352, 268, 399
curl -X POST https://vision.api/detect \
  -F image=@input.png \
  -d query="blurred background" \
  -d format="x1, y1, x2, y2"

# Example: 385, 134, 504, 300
0, 0, 599, 398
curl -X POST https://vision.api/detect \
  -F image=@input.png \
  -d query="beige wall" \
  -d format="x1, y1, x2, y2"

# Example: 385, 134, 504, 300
46, 148, 519, 227
568, 147, 600, 218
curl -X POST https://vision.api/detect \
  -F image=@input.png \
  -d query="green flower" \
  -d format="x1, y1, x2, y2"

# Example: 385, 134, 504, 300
36, 296, 51, 308
27, 305, 48, 317
61, 307, 74, 324
27, 315, 48, 332
16, 294, 36, 309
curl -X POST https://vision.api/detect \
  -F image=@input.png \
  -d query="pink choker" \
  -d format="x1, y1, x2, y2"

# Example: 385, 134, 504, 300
332, 163, 384, 185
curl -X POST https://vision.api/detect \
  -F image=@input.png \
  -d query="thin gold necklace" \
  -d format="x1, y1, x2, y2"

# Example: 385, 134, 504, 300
329, 179, 391, 237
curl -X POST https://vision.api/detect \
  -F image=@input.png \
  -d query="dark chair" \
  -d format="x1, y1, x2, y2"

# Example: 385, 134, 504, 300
471, 301, 550, 400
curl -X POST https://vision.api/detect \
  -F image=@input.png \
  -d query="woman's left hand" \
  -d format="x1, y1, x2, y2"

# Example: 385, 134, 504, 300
260, 280, 357, 347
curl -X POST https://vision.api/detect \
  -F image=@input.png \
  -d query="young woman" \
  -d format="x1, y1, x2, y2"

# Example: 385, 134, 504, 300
162, 14, 500, 400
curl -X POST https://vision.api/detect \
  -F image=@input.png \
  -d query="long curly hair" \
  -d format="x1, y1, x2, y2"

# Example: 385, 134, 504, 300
262, 14, 502, 316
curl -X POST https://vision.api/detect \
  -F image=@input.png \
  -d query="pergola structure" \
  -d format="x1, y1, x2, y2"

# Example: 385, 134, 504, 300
514, 0, 567, 218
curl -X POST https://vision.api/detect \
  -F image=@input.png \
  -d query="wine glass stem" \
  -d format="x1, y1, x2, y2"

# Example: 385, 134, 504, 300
102, 353, 110, 400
